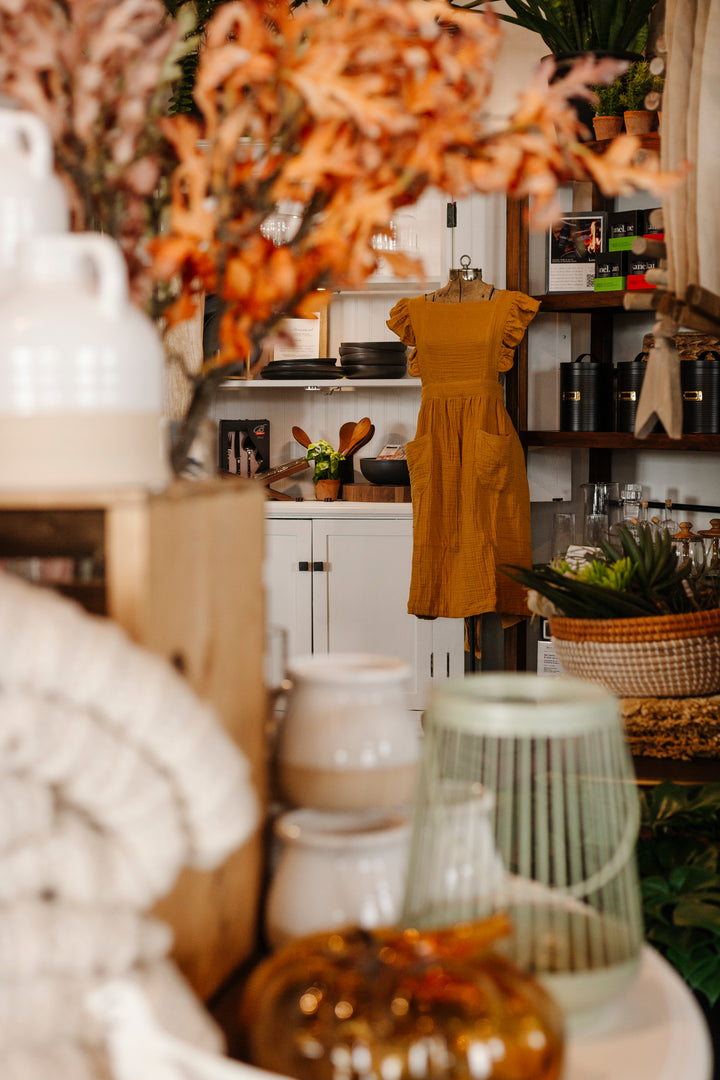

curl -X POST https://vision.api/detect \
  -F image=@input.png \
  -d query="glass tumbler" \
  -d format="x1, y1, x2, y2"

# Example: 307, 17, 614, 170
551, 511, 576, 559
581, 482, 618, 547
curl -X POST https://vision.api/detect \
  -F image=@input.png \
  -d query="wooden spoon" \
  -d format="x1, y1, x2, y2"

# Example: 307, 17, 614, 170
343, 417, 373, 459
338, 421, 359, 456
344, 423, 375, 461
339, 417, 371, 455
292, 425, 312, 449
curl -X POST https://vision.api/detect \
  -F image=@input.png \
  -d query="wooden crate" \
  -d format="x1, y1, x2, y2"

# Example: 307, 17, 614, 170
0, 478, 267, 1000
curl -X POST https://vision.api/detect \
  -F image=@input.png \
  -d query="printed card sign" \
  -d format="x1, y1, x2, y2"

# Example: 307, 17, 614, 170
547, 212, 605, 293
272, 317, 322, 363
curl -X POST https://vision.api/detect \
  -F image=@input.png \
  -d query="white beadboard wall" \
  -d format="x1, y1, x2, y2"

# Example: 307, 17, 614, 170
213, 381, 422, 500
210, 191, 509, 501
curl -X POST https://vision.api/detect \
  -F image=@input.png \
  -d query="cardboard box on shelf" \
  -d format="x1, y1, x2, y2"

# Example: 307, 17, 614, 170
608, 207, 663, 252
628, 253, 660, 290
594, 251, 630, 291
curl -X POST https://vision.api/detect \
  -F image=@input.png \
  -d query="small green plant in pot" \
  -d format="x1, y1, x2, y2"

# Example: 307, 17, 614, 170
305, 440, 345, 500
592, 77, 625, 139
621, 60, 660, 133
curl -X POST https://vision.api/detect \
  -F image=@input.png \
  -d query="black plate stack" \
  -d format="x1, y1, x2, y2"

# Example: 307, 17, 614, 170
339, 341, 407, 379
260, 358, 341, 381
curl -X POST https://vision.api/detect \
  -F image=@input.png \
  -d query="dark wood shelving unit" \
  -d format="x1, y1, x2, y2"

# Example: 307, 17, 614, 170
521, 431, 720, 453
534, 289, 653, 313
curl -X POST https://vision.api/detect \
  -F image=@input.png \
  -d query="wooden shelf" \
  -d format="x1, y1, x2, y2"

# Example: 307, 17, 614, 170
587, 132, 660, 154
521, 431, 720, 452
535, 290, 654, 313
633, 755, 720, 785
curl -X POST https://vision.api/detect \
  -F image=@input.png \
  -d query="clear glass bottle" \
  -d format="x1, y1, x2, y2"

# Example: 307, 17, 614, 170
658, 498, 680, 539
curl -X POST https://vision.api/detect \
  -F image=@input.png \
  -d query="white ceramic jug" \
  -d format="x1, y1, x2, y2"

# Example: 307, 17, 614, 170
276, 653, 419, 812
0, 233, 170, 490
0, 109, 68, 289
264, 807, 411, 949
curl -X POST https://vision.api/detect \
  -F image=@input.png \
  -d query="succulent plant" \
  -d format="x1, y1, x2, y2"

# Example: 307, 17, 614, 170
503, 524, 720, 619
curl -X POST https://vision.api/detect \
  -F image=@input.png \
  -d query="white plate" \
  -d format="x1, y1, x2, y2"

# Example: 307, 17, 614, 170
564, 946, 713, 1080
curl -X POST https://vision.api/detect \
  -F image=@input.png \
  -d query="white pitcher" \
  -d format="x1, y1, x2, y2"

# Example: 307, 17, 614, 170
0, 109, 68, 289
0, 233, 170, 490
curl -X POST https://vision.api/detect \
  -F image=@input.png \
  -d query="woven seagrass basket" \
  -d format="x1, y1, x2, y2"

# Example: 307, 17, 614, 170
548, 608, 720, 698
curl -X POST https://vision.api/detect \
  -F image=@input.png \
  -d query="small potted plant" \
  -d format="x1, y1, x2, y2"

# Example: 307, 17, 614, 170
502, 524, 720, 698
305, 440, 345, 501
621, 60, 658, 134
592, 78, 625, 140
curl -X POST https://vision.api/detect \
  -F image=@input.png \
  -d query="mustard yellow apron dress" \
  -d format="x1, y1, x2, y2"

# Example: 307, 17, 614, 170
387, 291, 539, 619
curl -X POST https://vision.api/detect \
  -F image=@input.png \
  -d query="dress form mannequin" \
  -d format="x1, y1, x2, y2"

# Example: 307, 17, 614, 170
427, 255, 495, 303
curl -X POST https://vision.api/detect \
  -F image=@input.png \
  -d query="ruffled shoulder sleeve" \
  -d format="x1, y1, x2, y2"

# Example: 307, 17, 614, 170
498, 291, 540, 371
387, 297, 420, 377
386, 298, 415, 347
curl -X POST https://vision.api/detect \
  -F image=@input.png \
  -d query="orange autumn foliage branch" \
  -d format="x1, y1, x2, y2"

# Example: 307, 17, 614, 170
151, 0, 679, 389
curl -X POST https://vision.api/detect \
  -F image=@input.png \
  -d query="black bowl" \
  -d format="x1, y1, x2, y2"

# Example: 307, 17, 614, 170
359, 457, 410, 485
340, 341, 406, 352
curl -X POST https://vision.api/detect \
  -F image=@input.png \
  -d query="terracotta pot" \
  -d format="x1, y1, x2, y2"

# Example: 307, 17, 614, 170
592, 115, 623, 140
623, 110, 655, 135
315, 477, 341, 501
550, 51, 640, 141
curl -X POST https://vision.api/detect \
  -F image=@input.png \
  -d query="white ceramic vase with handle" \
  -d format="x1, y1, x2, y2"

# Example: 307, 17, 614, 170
265, 807, 412, 949
0, 233, 170, 490
0, 109, 69, 290
275, 653, 419, 812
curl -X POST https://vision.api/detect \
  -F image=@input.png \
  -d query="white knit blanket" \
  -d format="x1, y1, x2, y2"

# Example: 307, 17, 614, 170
0, 570, 260, 1078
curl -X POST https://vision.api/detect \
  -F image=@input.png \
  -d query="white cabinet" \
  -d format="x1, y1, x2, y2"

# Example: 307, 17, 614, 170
265, 510, 464, 711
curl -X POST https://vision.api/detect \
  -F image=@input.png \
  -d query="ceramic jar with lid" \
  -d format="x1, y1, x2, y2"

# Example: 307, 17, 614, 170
0, 233, 170, 490
0, 109, 68, 289
275, 653, 419, 812
264, 807, 411, 949
670, 522, 705, 572
699, 518, 720, 576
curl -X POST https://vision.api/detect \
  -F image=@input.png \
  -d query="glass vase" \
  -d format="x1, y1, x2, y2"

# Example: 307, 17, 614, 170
241, 921, 565, 1080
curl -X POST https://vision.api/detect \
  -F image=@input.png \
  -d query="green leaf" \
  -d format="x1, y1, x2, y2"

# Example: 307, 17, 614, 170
674, 899, 720, 930
642, 781, 720, 833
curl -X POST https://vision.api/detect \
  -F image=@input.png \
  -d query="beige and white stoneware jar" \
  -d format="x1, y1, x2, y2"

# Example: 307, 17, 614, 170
276, 653, 419, 812
0, 108, 69, 291
0, 233, 170, 490
264, 807, 412, 949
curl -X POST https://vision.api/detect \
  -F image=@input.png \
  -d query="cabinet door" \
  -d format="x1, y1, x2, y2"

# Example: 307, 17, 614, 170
311, 517, 460, 710
264, 519, 313, 668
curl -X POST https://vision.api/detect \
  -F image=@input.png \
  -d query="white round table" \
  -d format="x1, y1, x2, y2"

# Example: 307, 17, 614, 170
565, 946, 714, 1080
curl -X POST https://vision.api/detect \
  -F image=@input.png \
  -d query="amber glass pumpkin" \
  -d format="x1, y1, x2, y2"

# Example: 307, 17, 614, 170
240, 916, 564, 1080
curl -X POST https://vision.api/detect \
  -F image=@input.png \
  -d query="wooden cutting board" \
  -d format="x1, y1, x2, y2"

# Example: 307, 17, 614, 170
341, 483, 411, 503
